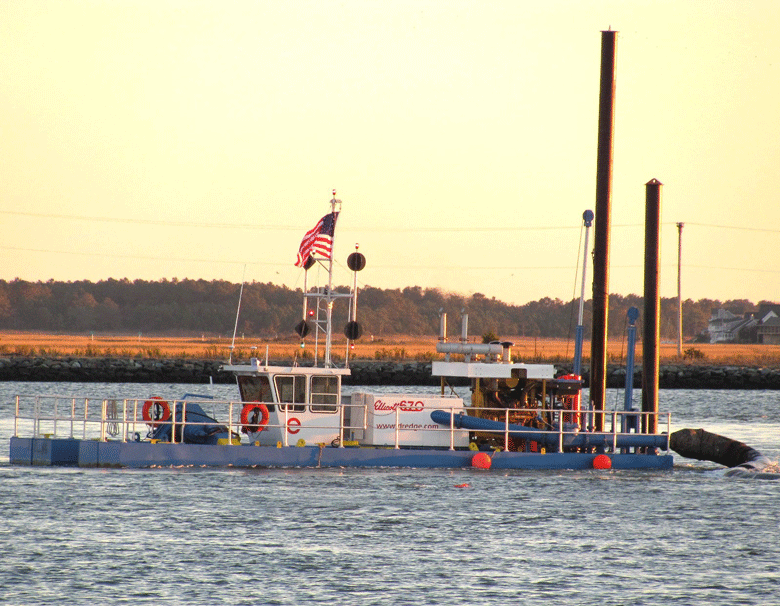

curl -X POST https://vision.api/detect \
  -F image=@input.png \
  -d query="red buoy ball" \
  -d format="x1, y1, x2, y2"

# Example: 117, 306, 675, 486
472, 452, 492, 469
593, 454, 612, 470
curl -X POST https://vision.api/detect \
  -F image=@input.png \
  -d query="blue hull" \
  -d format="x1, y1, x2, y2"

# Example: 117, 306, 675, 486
10, 437, 674, 470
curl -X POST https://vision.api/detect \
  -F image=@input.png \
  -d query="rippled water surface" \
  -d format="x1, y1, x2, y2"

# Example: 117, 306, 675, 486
2, 383, 779, 605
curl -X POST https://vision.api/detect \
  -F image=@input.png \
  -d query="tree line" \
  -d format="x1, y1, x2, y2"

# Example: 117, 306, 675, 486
0, 278, 766, 342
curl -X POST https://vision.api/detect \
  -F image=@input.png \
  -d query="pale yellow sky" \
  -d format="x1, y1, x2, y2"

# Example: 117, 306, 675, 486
1, 0, 779, 305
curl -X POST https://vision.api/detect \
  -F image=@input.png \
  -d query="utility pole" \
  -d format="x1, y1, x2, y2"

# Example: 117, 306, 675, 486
677, 222, 684, 358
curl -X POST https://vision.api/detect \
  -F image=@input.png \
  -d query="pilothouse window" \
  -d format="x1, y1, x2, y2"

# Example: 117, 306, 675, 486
310, 376, 338, 413
237, 376, 274, 411
275, 375, 306, 412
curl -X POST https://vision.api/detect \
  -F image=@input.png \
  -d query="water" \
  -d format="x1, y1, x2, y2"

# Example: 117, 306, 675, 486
1, 382, 779, 605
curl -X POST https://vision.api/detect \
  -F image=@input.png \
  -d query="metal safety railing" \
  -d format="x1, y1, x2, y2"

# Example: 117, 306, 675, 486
12, 394, 671, 454
429, 405, 672, 453
11, 395, 371, 447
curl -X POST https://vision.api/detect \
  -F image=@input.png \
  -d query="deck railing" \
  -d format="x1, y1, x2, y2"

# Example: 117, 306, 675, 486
12, 395, 671, 454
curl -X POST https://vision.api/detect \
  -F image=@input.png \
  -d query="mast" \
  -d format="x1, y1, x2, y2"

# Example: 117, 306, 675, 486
324, 190, 341, 367
296, 190, 363, 368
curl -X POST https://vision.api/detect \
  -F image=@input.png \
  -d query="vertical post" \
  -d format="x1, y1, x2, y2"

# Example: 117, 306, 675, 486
624, 307, 639, 411
590, 30, 618, 431
324, 190, 341, 367
676, 222, 685, 358
122, 399, 128, 442
573, 210, 594, 376
643, 179, 663, 435
394, 406, 400, 449
623, 307, 639, 434
100, 399, 105, 442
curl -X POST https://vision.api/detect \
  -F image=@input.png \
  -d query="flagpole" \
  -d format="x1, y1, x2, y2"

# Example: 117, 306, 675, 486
325, 189, 341, 366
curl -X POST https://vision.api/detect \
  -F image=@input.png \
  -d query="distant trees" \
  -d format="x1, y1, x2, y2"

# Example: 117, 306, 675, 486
0, 278, 763, 342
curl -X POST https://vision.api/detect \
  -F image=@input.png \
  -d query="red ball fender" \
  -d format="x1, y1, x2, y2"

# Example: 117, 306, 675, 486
241, 403, 270, 433
142, 397, 171, 427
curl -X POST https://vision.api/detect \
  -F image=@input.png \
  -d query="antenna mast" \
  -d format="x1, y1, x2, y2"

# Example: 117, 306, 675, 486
324, 190, 342, 366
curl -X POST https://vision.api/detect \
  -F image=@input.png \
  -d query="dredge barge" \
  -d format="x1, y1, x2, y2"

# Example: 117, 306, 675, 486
9, 192, 673, 471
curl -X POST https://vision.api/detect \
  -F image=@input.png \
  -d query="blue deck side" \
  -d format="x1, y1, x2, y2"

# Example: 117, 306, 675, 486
10, 438, 81, 466
9, 437, 32, 465
10, 437, 674, 470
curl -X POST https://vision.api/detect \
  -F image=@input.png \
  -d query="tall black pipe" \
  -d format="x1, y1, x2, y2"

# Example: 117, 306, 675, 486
590, 30, 617, 431
642, 179, 662, 434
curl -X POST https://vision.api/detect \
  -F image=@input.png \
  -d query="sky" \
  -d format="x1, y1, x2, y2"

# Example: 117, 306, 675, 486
2, 0, 779, 306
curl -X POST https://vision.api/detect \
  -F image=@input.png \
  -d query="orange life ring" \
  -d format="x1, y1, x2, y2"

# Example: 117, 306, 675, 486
241, 403, 269, 433
142, 397, 171, 427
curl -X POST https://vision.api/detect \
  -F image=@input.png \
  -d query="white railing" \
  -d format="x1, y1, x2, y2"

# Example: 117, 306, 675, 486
429, 405, 672, 454
11, 395, 371, 446
12, 395, 671, 454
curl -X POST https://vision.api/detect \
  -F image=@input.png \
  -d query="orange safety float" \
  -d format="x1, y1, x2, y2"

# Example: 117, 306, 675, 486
240, 403, 270, 433
471, 452, 492, 469
142, 396, 171, 427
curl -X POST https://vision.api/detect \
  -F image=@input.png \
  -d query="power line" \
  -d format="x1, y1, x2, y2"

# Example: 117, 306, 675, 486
4, 244, 780, 275
0, 209, 672, 233
685, 222, 780, 234
5, 209, 780, 235
0, 210, 301, 231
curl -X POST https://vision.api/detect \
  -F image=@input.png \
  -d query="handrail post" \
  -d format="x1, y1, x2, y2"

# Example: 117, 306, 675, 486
558, 411, 563, 453
34, 396, 40, 437
181, 401, 187, 445
449, 408, 454, 451
122, 399, 128, 442
504, 409, 509, 452
612, 410, 618, 452
339, 402, 346, 448
99, 400, 106, 442
70, 398, 76, 438
170, 400, 176, 444
83, 398, 89, 440
14, 396, 19, 437
53, 399, 59, 438
284, 406, 289, 447
394, 406, 400, 449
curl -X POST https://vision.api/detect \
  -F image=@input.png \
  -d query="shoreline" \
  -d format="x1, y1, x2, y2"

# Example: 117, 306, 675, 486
1, 356, 779, 389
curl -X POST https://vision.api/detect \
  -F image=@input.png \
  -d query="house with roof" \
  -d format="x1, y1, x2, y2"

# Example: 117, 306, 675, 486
707, 308, 757, 343
708, 303, 780, 344
755, 304, 780, 344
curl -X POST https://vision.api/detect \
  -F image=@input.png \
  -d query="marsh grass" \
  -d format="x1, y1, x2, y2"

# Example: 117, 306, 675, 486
1, 331, 780, 366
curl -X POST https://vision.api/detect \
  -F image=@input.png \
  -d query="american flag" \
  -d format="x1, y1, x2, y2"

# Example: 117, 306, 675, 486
295, 211, 339, 267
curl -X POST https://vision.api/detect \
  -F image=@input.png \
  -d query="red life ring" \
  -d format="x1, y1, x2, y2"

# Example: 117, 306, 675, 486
142, 397, 171, 427
241, 403, 269, 433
